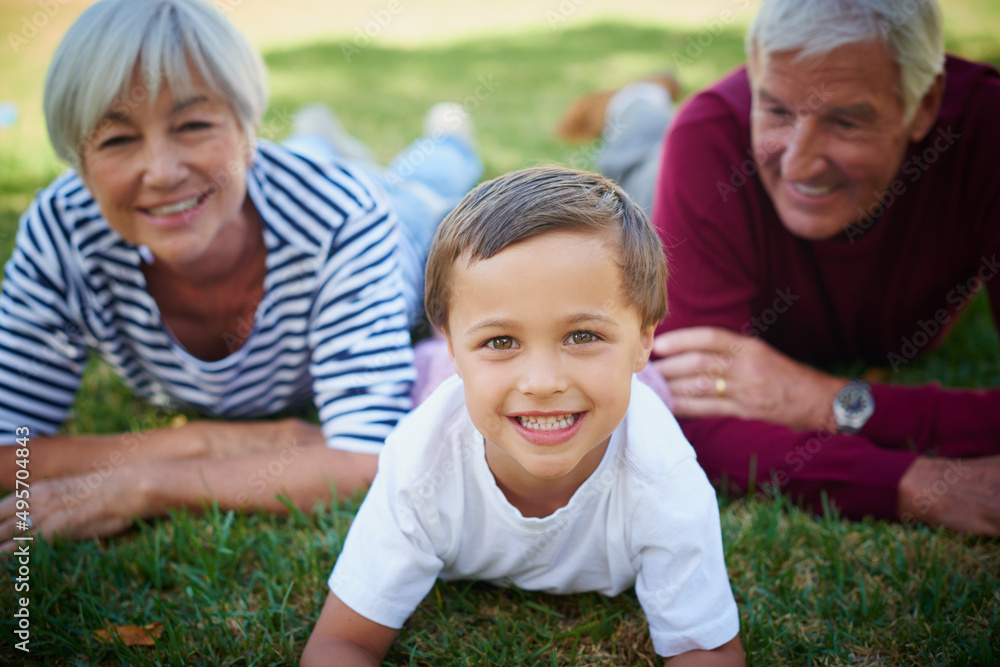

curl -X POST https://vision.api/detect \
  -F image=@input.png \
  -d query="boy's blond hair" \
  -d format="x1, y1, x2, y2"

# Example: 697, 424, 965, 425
425, 166, 668, 330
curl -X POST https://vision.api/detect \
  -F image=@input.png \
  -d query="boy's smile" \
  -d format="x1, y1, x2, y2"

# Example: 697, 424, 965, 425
509, 410, 584, 446
444, 231, 655, 514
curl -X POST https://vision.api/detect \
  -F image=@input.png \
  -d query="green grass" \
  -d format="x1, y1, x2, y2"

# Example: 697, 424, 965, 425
2, 14, 1000, 667
1, 494, 997, 665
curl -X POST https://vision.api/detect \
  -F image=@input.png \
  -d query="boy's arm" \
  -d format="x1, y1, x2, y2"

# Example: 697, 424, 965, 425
663, 635, 745, 667
301, 592, 398, 667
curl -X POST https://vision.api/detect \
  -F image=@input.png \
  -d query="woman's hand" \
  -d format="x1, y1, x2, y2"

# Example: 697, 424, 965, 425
0, 420, 371, 549
0, 469, 139, 552
652, 326, 846, 431
0, 418, 333, 550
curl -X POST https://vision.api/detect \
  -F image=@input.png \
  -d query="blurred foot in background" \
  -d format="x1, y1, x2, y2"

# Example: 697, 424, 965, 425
285, 102, 483, 325
556, 73, 679, 212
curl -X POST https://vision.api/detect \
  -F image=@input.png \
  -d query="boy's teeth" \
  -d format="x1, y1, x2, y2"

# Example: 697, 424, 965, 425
516, 413, 577, 430
148, 195, 202, 216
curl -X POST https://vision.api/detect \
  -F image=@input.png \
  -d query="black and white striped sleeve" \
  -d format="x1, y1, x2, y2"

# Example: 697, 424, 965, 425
305, 166, 415, 453
0, 194, 90, 444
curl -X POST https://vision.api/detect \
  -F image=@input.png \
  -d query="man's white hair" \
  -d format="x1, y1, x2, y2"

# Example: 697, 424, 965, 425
746, 0, 945, 124
44, 0, 268, 166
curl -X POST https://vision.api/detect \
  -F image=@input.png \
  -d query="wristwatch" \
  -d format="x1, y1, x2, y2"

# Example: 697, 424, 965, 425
832, 380, 875, 434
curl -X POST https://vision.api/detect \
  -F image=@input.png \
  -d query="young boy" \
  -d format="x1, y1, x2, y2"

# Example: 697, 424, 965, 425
302, 167, 744, 666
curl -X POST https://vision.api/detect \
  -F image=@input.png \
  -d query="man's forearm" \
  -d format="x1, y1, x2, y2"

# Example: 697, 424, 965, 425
863, 384, 1000, 449
799, 368, 848, 433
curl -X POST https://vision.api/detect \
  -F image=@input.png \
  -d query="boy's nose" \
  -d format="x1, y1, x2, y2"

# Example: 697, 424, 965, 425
516, 352, 569, 397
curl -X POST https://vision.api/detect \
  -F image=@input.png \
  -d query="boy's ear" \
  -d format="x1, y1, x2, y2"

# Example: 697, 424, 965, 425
443, 330, 462, 378
633, 325, 656, 373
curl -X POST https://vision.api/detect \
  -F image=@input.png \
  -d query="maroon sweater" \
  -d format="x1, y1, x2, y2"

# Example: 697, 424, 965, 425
652, 56, 1000, 520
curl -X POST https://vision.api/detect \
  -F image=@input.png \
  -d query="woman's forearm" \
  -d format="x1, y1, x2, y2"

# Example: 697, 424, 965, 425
1, 427, 375, 548
0, 418, 324, 489
135, 445, 379, 518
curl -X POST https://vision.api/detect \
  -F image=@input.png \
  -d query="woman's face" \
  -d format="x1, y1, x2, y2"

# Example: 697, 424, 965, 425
79, 67, 254, 271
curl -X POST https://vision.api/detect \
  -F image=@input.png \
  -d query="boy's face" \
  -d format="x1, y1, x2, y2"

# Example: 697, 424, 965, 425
444, 230, 655, 492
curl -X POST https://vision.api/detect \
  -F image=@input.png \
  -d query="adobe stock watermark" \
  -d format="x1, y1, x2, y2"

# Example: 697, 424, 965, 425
58, 408, 178, 510
16, 320, 84, 384
563, 115, 625, 174
680, 288, 800, 399
740, 288, 798, 339
670, 0, 753, 71
886, 254, 999, 371
11, 427, 32, 653
546, 0, 588, 29
211, 0, 243, 15
384, 75, 501, 186
70, 72, 290, 173
518, 458, 621, 566
716, 85, 831, 202
207, 106, 294, 194
235, 438, 307, 509
758, 426, 836, 499
394, 437, 478, 534
223, 257, 319, 354
899, 459, 971, 524
876, 0, 925, 40
340, 0, 403, 63
67, 66, 165, 170
845, 126, 960, 244
6, 0, 72, 53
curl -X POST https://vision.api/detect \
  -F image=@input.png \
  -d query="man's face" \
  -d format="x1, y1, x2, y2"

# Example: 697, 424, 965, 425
750, 40, 936, 240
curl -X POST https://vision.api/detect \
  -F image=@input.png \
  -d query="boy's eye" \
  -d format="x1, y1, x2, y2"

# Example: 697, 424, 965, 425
486, 336, 517, 350
567, 331, 598, 345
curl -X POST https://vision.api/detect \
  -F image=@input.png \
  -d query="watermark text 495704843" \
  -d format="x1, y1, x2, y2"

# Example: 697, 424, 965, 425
11, 426, 33, 653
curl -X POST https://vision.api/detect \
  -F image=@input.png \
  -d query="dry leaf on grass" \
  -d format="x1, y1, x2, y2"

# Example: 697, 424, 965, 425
93, 622, 164, 646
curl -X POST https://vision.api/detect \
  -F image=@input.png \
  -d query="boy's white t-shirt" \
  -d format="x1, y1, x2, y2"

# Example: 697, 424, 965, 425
330, 375, 740, 657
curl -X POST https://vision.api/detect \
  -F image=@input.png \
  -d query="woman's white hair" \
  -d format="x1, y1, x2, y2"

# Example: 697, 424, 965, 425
746, 0, 945, 124
44, 0, 268, 166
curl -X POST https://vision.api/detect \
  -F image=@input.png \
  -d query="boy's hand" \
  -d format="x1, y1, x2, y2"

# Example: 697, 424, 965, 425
301, 592, 397, 667
663, 635, 745, 666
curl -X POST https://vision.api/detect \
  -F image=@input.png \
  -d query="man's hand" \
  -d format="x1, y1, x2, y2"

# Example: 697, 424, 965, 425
653, 326, 846, 431
899, 455, 1000, 536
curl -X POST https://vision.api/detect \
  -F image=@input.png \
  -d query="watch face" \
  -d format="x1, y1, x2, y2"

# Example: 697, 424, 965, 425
834, 382, 875, 432
839, 386, 870, 414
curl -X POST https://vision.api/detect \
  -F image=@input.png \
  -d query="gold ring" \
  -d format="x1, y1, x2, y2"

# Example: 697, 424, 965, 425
715, 377, 726, 397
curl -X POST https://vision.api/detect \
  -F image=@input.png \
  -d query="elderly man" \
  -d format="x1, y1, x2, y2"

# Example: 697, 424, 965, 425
584, 0, 1000, 534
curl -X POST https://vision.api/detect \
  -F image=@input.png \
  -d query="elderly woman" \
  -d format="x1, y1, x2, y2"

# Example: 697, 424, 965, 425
0, 0, 481, 548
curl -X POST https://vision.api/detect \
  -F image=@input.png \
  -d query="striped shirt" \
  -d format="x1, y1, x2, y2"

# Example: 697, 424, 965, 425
0, 140, 415, 454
